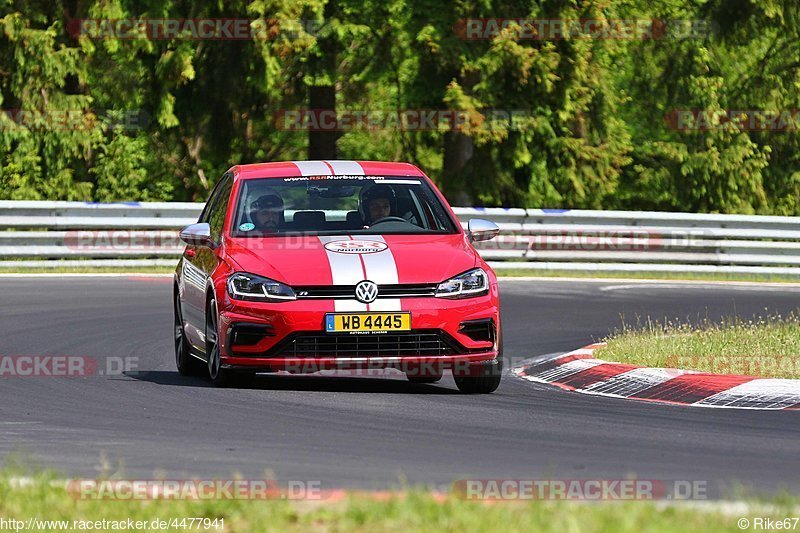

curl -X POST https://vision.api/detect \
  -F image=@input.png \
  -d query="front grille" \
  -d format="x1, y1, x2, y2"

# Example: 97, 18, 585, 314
268, 330, 462, 357
294, 283, 437, 299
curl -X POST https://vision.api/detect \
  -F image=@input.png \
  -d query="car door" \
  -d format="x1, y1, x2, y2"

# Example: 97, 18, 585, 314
181, 174, 232, 353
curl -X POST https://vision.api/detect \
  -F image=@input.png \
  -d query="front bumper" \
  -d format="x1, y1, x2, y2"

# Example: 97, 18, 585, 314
216, 287, 500, 374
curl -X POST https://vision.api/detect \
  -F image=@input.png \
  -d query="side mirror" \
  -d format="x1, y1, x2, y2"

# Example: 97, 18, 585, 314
179, 223, 215, 248
467, 219, 500, 242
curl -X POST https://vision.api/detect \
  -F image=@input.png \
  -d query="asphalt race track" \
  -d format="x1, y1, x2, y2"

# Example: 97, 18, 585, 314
1, 276, 799, 496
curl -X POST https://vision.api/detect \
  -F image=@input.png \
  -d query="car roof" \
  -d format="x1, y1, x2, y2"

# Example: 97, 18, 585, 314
229, 160, 426, 180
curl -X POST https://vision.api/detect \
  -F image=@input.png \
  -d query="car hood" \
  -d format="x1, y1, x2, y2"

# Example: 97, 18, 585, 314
225, 234, 479, 286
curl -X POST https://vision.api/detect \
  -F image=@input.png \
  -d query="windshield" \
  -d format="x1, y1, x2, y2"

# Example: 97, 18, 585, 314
230, 175, 459, 237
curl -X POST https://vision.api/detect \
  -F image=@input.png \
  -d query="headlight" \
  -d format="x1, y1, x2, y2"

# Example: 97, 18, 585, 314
227, 273, 296, 302
435, 268, 489, 299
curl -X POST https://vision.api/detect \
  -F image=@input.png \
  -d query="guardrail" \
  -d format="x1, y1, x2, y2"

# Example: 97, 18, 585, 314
1, 201, 800, 275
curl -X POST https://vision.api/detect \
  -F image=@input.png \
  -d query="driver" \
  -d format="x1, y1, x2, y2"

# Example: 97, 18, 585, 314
360, 184, 397, 226
250, 194, 285, 231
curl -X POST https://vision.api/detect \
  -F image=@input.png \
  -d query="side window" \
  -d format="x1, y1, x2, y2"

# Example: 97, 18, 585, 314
207, 176, 233, 242
199, 178, 225, 223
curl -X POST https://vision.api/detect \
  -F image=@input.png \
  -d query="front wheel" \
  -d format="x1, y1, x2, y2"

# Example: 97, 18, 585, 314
454, 331, 503, 394
175, 291, 202, 376
206, 297, 255, 388
206, 297, 231, 386
453, 361, 502, 394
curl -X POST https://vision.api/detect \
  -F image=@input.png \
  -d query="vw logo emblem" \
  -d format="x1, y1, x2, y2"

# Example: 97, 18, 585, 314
355, 280, 379, 304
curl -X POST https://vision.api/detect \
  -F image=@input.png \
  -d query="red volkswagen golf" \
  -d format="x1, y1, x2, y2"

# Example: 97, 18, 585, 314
174, 160, 503, 393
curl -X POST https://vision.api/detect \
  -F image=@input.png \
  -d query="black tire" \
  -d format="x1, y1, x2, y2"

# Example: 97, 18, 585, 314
206, 297, 230, 386
453, 361, 502, 393
454, 330, 503, 394
206, 296, 256, 388
175, 291, 202, 376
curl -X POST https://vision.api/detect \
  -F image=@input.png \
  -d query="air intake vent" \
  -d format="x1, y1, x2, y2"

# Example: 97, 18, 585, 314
458, 319, 495, 343
229, 323, 276, 346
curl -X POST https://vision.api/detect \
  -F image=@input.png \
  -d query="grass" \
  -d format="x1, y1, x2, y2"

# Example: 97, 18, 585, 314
0, 470, 789, 532
596, 314, 800, 378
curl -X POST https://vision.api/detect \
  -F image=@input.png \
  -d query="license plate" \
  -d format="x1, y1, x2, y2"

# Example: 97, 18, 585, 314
325, 312, 411, 333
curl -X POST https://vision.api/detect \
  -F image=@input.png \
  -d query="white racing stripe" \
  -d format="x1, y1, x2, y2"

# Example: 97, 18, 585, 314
326, 160, 365, 175
317, 235, 402, 312
292, 160, 332, 176
292, 160, 367, 176
318, 236, 368, 312
318, 236, 364, 285
293, 159, 401, 314
360, 235, 401, 312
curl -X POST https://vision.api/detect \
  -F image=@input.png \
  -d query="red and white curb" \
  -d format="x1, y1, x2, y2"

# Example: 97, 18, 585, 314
512, 344, 800, 410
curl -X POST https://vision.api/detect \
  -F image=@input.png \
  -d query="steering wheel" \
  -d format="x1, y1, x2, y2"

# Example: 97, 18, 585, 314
369, 216, 408, 225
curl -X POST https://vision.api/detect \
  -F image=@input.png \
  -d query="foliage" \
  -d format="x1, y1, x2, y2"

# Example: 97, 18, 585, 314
0, 0, 798, 213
